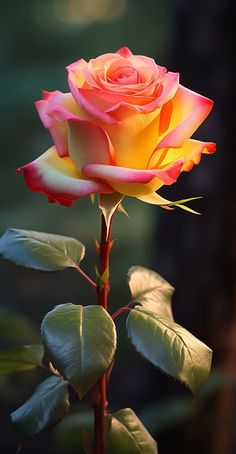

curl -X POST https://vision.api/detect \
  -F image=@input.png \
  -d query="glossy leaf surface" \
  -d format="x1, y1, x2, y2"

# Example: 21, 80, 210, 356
127, 307, 212, 393
128, 266, 174, 320
0, 228, 85, 271
106, 408, 158, 453
42, 303, 117, 398
11, 376, 69, 441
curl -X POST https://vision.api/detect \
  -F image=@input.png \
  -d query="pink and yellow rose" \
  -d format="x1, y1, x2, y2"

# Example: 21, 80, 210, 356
18, 47, 215, 206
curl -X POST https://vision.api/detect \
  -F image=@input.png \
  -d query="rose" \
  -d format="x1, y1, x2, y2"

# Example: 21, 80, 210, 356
18, 47, 215, 206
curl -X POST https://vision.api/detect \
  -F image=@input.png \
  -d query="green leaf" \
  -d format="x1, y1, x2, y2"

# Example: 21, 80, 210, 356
127, 307, 212, 393
0, 307, 40, 343
106, 408, 158, 453
11, 376, 69, 441
99, 193, 124, 234
41, 304, 117, 398
55, 411, 93, 450
0, 344, 44, 375
128, 266, 174, 320
0, 228, 85, 271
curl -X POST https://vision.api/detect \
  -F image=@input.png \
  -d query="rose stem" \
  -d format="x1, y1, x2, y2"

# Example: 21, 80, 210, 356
93, 213, 113, 454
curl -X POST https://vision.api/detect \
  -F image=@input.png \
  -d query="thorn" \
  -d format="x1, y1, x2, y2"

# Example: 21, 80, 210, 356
95, 238, 100, 254
109, 239, 116, 251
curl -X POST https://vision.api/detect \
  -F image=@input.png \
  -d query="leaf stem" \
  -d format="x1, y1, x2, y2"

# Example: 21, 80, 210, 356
74, 265, 97, 289
112, 306, 132, 320
93, 213, 113, 453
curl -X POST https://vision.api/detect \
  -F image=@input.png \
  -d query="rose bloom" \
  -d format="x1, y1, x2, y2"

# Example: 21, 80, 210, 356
18, 47, 215, 206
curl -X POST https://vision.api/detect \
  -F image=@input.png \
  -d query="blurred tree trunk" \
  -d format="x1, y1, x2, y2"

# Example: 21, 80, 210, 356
154, 0, 235, 452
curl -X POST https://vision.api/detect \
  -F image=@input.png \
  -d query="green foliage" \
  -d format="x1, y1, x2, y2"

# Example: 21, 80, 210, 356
0, 344, 44, 375
128, 266, 174, 320
41, 303, 117, 398
0, 307, 40, 344
140, 397, 193, 435
140, 371, 236, 435
106, 408, 158, 453
96, 266, 110, 290
11, 376, 69, 441
55, 411, 94, 450
0, 228, 85, 271
127, 307, 212, 393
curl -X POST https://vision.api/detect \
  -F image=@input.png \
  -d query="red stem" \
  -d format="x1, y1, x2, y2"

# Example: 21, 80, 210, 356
93, 214, 113, 454
112, 306, 132, 320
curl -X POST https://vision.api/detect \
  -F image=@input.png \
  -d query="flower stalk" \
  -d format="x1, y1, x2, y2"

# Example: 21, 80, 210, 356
93, 213, 113, 453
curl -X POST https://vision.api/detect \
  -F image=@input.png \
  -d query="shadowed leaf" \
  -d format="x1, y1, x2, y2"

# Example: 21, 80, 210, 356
55, 411, 93, 450
11, 376, 69, 441
0, 345, 44, 375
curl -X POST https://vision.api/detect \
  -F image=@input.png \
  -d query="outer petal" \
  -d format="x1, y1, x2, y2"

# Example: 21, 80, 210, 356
82, 160, 183, 197
17, 147, 114, 207
35, 91, 78, 157
71, 87, 119, 125
156, 85, 214, 149
37, 96, 115, 170
67, 119, 115, 171
148, 139, 216, 172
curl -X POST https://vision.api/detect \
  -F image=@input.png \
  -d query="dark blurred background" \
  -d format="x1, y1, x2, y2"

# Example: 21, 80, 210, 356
0, 0, 235, 453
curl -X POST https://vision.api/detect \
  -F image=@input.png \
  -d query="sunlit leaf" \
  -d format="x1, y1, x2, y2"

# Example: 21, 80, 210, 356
127, 307, 212, 393
0, 344, 44, 375
106, 408, 158, 453
11, 376, 69, 441
128, 266, 174, 320
42, 303, 117, 398
0, 228, 85, 271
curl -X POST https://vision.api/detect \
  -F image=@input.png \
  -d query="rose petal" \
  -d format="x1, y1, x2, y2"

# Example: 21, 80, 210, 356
67, 119, 115, 171
35, 91, 78, 157
104, 72, 179, 115
82, 160, 183, 197
156, 84, 214, 149
148, 139, 216, 172
75, 89, 120, 125
66, 58, 87, 87
67, 64, 119, 125
103, 107, 161, 169
17, 146, 114, 206
115, 47, 133, 58
38, 96, 115, 170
